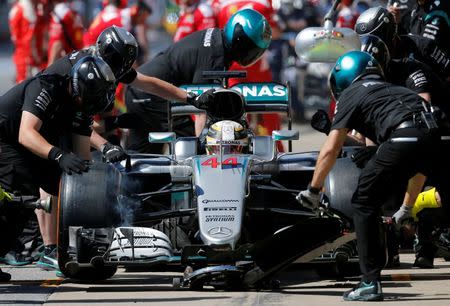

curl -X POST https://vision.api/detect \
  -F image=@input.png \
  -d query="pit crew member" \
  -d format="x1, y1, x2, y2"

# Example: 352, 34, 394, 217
213, 0, 283, 152
355, 5, 450, 78
0, 56, 116, 277
36, 25, 215, 270
125, 8, 272, 153
361, 33, 450, 268
408, 0, 450, 79
297, 51, 450, 301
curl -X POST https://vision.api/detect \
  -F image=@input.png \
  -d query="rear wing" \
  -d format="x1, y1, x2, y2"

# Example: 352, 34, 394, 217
170, 82, 293, 151
171, 82, 291, 117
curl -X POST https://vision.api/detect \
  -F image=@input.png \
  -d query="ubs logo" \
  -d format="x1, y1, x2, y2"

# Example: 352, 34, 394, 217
207, 227, 232, 238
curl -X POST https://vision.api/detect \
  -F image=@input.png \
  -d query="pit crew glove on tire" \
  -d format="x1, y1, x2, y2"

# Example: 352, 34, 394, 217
48, 147, 88, 175
101, 142, 128, 163
296, 185, 321, 210
392, 204, 413, 226
186, 89, 215, 111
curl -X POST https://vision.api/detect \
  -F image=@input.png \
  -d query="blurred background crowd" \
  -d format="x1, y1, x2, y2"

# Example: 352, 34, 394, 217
0, 0, 392, 122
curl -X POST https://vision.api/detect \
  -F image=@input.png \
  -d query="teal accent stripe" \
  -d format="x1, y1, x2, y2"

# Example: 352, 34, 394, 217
241, 157, 248, 177
196, 158, 201, 175
425, 10, 450, 27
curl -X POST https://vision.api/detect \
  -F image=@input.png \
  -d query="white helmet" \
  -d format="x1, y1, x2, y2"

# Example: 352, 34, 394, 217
109, 227, 173, 261
206, 120, 249, 155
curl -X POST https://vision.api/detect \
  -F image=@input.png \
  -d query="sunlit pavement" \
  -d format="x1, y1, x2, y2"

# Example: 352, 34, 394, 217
1, 254, 450, 305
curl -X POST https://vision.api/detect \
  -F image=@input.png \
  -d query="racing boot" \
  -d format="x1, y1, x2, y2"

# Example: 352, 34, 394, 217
0, 268, 11, 282
413, 256, 434, 268
0, 251, 32, 266
36, 245, 58, 271
413, 238, 436, 268
343, 280, 384, 301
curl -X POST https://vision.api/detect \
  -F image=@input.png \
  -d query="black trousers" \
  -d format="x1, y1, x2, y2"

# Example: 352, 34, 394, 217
351, 127, 449, 282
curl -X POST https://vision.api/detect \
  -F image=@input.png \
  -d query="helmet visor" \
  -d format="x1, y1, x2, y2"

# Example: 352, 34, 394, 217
231, 24, 267, 67
100, 43, 136, 80
81, 84, 116, 114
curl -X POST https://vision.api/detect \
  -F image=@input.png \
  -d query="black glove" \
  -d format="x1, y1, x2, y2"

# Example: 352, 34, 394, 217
351, 146, 377, 168
102, 142, 128, 163
186, 89, 215, 111
48, 147, 88, 175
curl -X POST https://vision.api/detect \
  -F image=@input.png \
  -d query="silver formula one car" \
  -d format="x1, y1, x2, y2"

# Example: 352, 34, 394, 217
57, 72, 361, 288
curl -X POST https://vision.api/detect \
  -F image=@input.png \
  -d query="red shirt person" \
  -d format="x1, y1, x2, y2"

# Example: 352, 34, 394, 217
83, 0, 151, 47
9, 0, 46, 83
173, 0, 216, 42
336, 0, 359, 29
47, 0, 84, 65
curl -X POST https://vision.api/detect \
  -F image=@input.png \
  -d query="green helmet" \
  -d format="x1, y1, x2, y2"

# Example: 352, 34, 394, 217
223, 8, 272, 67
328, 51, 384, 99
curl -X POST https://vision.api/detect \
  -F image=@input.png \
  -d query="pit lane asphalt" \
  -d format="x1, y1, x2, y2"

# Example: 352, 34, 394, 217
3, 254, 450, 305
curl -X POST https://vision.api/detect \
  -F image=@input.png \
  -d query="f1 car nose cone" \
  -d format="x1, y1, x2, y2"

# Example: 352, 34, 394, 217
208, 227, 233, 238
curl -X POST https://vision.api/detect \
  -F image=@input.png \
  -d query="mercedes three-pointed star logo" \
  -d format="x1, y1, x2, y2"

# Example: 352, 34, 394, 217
207, 227, 233, 238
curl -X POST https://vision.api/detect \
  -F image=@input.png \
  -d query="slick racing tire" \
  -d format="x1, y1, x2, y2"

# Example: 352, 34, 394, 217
59, 161, 122, 228
58, 161, 122, 281
324, 156, 361, 220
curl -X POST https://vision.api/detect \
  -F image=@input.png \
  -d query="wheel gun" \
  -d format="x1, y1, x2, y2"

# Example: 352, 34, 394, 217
1, 186, 52, 213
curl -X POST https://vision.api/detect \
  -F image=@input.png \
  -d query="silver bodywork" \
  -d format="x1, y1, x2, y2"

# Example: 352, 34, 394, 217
191, 155, 252, 248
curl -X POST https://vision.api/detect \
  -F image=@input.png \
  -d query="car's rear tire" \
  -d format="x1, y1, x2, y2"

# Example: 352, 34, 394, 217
324, 156, 361, 220
58, 162, 122, 281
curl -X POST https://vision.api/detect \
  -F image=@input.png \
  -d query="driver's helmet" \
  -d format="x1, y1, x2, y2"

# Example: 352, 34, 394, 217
328, 51, 384, 100
354, 7, 397, 48
206, 120, 249, 155
223, 8, 272, 67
